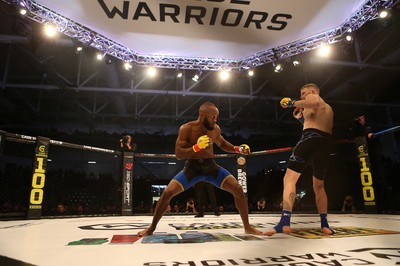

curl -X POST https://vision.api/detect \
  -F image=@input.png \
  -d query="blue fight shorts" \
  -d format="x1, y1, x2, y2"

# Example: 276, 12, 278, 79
172, 158, 233, 191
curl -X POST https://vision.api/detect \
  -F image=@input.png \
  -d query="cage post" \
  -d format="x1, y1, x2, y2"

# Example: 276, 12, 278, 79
27, 136, 50, 219
121, 151, 134, 215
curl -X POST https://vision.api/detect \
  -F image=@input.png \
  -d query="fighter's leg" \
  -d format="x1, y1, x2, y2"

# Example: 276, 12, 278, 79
264, 168, 301, 236
313, 176, 334, 235
221, 176, 262, 235
206, 184, 219, 215
137, 180, 183, 236
194, 182, 205, 217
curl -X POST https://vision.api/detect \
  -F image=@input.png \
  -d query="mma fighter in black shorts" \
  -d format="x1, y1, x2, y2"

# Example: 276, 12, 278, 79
264, 83, 335, 236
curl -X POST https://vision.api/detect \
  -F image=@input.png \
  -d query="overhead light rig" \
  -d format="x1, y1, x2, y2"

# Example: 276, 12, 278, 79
4, 0, 395, 71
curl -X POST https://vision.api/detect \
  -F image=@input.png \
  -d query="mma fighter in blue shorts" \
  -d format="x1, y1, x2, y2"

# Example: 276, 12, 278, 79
264, 83, 335, 236
137, 102, 263, 237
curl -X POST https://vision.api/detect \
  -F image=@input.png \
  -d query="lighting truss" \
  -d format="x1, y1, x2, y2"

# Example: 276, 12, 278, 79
3, 0, 396, 71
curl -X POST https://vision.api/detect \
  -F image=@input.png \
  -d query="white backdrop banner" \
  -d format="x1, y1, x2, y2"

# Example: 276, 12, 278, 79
36, 0, 365, 59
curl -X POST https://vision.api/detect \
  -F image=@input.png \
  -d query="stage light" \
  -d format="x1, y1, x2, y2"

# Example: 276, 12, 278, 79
317, 44, 331, 57
378, 8, 388, 18
105, 56, 113, 65
247, 70, 254, 77
192, 70, 202, 82
219, 70, 230, 81
379, 11, 388, 18
124, 62, 132, 71
146, 67, 157, 77
73, 39, 84, 53
274, 63, 283, 73
19, 8, 27, 15
43, 23, 57, 38
177, 72, 183, 78
96, 52, 105, 60
345, 35, 353, 42
292, 60, 301, 67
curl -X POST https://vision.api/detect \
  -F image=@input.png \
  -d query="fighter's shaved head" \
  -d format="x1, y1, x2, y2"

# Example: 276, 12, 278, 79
199, 102, 217, 114
300, 83, 320, 94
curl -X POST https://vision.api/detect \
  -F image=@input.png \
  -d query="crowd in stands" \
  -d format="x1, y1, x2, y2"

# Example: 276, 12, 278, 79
1, 155, 400, 217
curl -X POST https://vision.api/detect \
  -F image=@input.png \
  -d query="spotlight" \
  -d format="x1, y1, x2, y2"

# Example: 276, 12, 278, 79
379, 9, 388, 18
43, 23, 57, 38
73, 39, 84, 53
219, 70, 230, 81
124, 62, 132, 71
292, 60, 301, 67
105, 56, 113, 65
19, 8, 27, 15
317, 44, 331, 57
379, 11, 388, 18
345, 35, 353, 42
146, 67, 157, 77
247, 70, 254, 77
274, 63, 283, 73
177, 72, 183, 78
192, 70, 202, 82
96, 52, 105, 60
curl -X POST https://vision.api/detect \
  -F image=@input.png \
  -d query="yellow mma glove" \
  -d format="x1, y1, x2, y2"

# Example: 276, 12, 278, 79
234, 144, 250, 155
280, 97, 296, 108
193, 135, 211, 152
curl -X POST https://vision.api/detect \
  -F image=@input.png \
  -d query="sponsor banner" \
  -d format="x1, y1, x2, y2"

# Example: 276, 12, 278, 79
110, 234, 141, 244
141, 233, 179, 244
170, 221, 261, 230
180, 231, 220, 242
67, 238, 109, 246
213, 232, 241, 242
79, 222, 148, 230
27, 136, 50, 219
141, 248, 400, 265
164, 238, 204, 244
236, 155, 247, 194
78, 220, 339, 231
35, 0, 365, 59
354, 136, 377, 212
290, 226, 400, 239
121, 151, 134, 215
68, 227, 399, 246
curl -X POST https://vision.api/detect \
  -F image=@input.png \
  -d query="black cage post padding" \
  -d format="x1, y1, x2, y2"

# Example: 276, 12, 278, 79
121, 152, 134, 215
354, 136, 377, 213
27, 136, 50, 219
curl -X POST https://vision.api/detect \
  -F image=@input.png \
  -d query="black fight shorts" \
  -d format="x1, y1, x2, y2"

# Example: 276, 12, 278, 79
287, 128, 333, 180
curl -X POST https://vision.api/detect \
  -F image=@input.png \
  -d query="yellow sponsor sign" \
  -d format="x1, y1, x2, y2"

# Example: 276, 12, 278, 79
290, 226, 400, 239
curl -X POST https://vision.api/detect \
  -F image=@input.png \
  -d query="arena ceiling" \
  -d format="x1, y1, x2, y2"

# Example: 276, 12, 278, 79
0, 0, 400, 145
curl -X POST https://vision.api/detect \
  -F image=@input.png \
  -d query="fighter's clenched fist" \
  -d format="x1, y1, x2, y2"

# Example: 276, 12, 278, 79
192, 135, 211, 152
235, 144, 251, 155
280, 97, 296, 108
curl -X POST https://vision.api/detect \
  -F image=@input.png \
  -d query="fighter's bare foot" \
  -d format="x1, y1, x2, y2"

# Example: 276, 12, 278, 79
244, 226, 263, 235
263, 226, 291, 236
137, 227, 155, 237
322, 227, 335, 235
